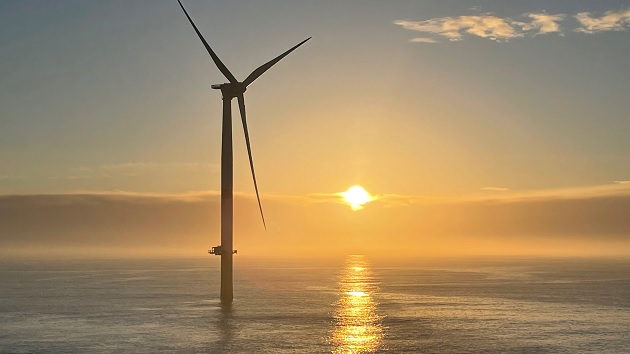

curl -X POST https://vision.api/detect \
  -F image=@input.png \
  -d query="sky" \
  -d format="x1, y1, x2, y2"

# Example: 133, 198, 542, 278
1, 1, 630, 257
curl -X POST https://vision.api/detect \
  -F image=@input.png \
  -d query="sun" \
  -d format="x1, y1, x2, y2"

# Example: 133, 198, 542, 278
340, 186, 374, 210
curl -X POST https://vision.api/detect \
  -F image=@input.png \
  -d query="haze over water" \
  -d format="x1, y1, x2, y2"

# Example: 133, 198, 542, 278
1, 255, 629, 353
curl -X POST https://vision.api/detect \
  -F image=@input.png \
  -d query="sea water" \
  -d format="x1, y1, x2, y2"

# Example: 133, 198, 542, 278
1, 255, 629, 353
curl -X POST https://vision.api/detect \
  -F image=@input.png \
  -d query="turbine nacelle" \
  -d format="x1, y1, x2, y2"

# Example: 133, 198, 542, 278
212, 82, 247, 99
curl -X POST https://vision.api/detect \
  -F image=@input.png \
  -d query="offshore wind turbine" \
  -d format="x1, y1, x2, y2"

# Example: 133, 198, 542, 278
177, 0, 310, 303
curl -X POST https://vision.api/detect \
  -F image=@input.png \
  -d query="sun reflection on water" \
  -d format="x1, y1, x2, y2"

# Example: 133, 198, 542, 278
331, 255, 383, 354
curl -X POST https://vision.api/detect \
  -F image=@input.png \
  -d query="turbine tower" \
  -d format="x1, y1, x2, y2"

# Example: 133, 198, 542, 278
177, 0, 310, 303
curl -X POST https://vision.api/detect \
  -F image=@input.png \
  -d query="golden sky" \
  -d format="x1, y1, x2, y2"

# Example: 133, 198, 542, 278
1, 1, 630, 258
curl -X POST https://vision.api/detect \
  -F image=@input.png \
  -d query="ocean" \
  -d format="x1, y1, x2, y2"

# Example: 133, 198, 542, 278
1, 255, 629, 353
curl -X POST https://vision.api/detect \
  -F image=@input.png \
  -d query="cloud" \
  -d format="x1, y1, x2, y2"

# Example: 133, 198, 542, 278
64, 162, 219, 179
305, 190, 380, 207
393, 12, 566, 42
525, 13, 565, 34
494, 183, 630, 201
576, 7, 630, 33
372, 183, 630, 207
394, 16, 521, 42
481, 187, 509, 192
1, 183, 630, 258
395, 8, 630, 42
410, 37, 438, 43
0, 174, 26, 180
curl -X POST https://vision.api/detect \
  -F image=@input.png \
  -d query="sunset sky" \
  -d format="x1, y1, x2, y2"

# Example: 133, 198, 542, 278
1, 1, 629, 257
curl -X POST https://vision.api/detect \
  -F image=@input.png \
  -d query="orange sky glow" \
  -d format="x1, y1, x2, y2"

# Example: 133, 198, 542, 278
1, 2, 630, 260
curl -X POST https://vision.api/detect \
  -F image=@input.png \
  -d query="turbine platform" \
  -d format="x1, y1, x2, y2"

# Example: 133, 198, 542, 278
208, 245, 237, 255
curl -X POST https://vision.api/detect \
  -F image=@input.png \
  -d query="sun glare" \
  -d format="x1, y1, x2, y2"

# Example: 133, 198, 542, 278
340, 186, 374, 210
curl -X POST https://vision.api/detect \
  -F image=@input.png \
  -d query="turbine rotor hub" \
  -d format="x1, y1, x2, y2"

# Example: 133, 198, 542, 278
212, 82, 246, 99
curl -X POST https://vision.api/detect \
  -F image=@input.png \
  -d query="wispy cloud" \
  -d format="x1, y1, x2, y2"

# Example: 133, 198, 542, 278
394, 15, 522, 42
0, 174, 26, 181
66, 162, 218, 179
576, 8, 630, 33
395, 7, 630, 42
410, 37, 438, 43
481, 187, 510, 192
306, 183, 630, 210
522, 13, 565, 34
385, 182, 630, 205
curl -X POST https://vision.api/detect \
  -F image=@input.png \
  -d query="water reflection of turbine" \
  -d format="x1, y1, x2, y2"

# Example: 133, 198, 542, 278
215, 302, 234, 352
331, 255, 383, 354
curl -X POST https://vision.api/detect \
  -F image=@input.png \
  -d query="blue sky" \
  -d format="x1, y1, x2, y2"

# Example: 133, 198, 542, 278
1, 0, 630, 196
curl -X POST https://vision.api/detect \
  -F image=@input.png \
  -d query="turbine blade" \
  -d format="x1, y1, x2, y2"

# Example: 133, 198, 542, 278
237, 94, 267, 231
177, 0, 238, 83
243, 37, 311, 87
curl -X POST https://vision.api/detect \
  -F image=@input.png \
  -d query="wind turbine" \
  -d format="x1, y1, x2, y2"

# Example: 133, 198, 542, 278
177, 0, 310, 303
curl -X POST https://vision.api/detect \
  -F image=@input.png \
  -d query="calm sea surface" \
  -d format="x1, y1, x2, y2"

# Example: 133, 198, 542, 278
1, 256, 629, 353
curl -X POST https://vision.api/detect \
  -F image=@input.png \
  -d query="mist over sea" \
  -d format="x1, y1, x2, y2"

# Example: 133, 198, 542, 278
1, 255, 629, 353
